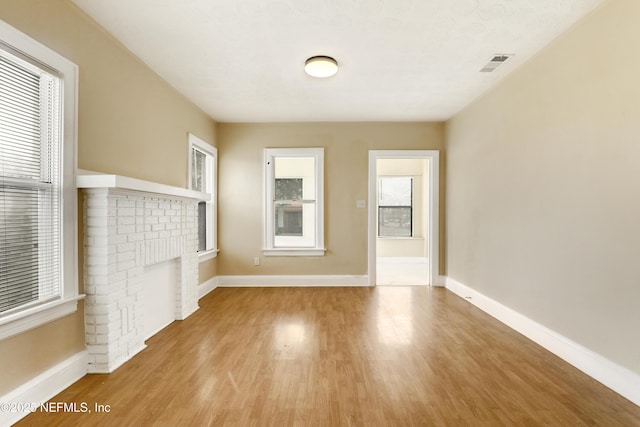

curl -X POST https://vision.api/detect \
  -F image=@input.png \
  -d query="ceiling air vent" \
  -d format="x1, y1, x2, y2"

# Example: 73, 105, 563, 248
480, 54, 513, 72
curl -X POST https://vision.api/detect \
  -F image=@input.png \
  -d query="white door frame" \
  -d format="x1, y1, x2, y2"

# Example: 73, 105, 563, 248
368, 150, 440, 286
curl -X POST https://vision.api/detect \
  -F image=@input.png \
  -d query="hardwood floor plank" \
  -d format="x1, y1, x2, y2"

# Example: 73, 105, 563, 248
14, 287, 640, 426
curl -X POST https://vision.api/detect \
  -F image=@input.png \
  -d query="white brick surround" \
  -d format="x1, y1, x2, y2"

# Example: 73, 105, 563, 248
81, 182, 204, 373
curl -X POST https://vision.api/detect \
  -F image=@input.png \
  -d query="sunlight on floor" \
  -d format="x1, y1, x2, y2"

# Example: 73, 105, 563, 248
376, 257, 429, 286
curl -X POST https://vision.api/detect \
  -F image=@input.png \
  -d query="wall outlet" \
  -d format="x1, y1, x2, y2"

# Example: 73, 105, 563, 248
254, 257, 260, 266
356, 199, 366, 209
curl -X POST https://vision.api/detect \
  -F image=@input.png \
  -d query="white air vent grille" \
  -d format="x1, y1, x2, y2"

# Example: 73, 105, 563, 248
480, 54, 514, 72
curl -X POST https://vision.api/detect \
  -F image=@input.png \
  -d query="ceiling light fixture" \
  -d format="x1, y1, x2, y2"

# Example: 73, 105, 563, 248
304, 56, 338, 78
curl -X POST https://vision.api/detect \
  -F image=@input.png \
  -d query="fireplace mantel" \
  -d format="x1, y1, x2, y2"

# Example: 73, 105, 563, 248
77, 169, 210, 201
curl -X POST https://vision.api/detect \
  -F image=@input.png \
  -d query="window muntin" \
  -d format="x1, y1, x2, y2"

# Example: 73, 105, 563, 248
264, 148, 324, 256
0, 19, 79, 340
378, 177, 413, 237
188, 133, 217, 258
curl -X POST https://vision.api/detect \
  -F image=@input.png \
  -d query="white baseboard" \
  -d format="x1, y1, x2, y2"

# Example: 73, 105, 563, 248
198, 276, 219, 299
377, 257, 428, 264
87, 343, 146, 374
445, 277, 640, 407
0, 351, 88, 426
217, 275, 369, 287
433, 275, 447, 287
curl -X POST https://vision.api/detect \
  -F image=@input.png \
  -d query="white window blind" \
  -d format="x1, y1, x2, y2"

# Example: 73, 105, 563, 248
0, 46, 63, 315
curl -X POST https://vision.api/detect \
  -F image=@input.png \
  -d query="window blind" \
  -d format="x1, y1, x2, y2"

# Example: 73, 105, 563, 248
0, 48, 62, 315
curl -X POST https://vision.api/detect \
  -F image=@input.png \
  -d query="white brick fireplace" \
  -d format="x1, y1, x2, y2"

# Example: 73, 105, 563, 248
78, 171, 209, 373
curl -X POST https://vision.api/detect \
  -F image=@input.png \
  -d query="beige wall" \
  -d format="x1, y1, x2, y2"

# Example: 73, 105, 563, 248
0, 0, 217, 395
217, 122, 445, 276
446, 0, 640, 375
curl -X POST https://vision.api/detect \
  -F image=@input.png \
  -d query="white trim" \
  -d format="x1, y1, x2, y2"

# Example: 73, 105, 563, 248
0, 351, 88, 426
445, 277, 640, 407
368, 150, 440, 287
263, 147, 325, 255
377, 257, 427, 264
197, 249, 219, 262
198, 276, 220, 299
217, 275, 368, 287
187, 133, 218, 253
262, 248, 327, 257
0, 297, 83, 341
77, 170, 210, 201
89, 343, 147, 374
0, 19, 80, 344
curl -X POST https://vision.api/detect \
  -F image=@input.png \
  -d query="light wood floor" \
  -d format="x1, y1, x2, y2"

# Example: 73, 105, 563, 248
17, 287, 640, 426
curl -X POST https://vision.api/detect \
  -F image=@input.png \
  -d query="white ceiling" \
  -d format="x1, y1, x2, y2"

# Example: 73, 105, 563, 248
72, 0, 605, 123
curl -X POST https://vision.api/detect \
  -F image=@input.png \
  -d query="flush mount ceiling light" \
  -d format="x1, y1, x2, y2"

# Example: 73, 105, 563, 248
304, 56, 338, 78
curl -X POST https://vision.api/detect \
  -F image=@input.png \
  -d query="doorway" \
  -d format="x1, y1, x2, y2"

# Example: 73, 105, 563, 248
368, 150, 439, 286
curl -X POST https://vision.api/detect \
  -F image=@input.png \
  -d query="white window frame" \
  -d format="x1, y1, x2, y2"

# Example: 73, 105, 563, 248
188, 133, 218, 261
378, 176, 414, 238
0, 20, 80, 341
263, 147, 325, 256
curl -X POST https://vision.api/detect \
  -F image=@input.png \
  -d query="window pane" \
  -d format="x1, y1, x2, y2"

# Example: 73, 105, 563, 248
197, 201, 206, 252
379, 177, 412, 206
275, 201, 302, 236
191, 149, 207, 192
274, 178, 303, 236
274, 157, 315, 199
275, 178, 302, 201
0, 55, 41, 181
0, 186, 39, 312
379, 207, 412, 237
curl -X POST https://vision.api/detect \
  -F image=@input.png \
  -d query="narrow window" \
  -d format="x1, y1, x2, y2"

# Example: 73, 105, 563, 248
378, 177, 413, 237
264, 148, 325, 256
188, 133, 217, 259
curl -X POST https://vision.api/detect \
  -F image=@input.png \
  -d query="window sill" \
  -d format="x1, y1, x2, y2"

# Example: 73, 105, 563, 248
377, 236, 424, 240
198, 249, 219, 262
263, 248, 326, 257
0, 295, 85, 342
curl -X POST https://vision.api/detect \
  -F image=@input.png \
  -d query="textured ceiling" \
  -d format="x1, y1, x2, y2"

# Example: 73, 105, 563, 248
71, 0, 605, 122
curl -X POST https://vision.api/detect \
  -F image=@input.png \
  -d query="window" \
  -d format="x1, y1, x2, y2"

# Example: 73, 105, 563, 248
0, 20, 79, 340
378, 177, 413, 237
275, 178, 303, 236
188, 133, 217, 260
264, 148, 325, 256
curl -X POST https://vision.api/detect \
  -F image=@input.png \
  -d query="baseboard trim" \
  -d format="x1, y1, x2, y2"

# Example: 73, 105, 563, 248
0, 351, 88, 426
445, 277, 640, 407
217, 275, 369, 287
377, 257, 427, 264
198, 276, 219, 299
433, 275, 447, 287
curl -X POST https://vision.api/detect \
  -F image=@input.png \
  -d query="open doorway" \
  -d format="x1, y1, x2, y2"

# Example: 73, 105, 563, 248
368, 151, 439, 286
376, 159, 428, 285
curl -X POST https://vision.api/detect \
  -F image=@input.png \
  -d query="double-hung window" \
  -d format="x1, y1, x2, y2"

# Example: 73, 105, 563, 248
188, 133, 217, 260
0, 20, 79, 340
264, 148, 325, 256
378, 177, 413, 237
